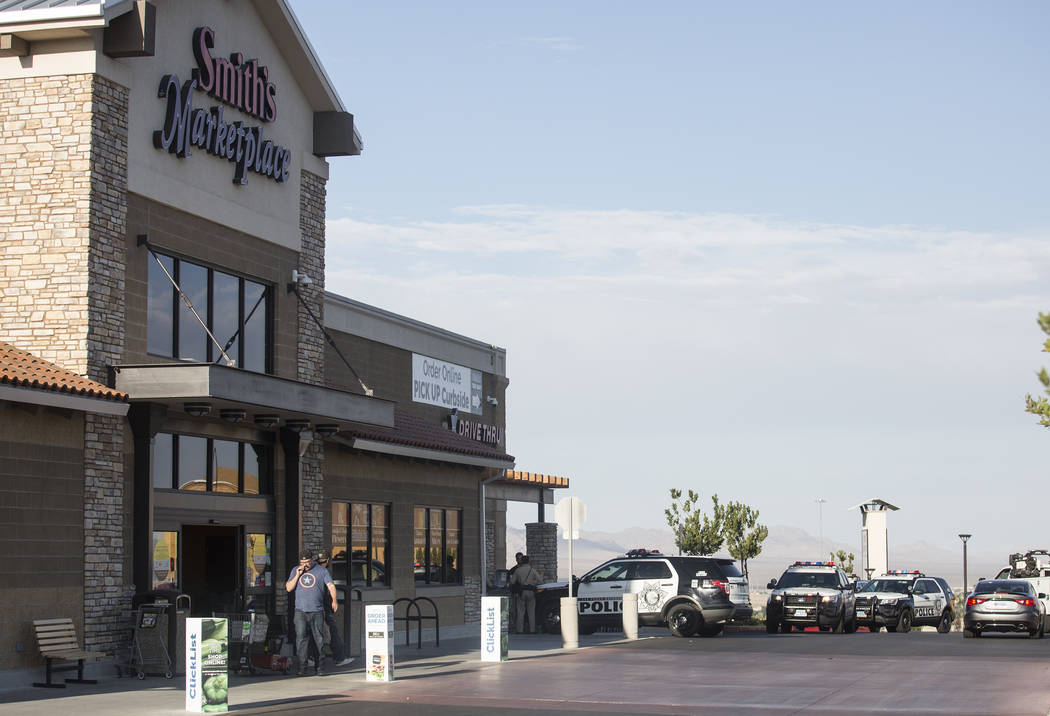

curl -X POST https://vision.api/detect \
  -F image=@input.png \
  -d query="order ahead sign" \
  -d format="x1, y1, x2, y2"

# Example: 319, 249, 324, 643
412, 354, 482, 415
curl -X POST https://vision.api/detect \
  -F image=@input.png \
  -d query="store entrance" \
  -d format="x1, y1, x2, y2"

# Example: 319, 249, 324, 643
182, 525, 242, 616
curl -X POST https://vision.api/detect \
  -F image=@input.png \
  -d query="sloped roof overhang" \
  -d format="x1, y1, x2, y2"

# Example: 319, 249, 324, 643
332, 408, 515, 471
113, 363, 394, 430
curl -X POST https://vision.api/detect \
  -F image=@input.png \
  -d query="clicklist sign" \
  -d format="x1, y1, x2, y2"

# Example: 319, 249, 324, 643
411, 354, 482, 415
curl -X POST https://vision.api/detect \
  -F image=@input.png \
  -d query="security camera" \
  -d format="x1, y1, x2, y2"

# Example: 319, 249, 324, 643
486, 396, 499, 406
291, 269, 313, 285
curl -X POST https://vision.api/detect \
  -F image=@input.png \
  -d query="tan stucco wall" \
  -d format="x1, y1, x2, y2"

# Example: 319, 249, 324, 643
0, 0, 331, 250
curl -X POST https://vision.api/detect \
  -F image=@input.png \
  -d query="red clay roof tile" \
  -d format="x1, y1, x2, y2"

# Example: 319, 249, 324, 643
502, 470, 569, 488
0, 341, 128, 403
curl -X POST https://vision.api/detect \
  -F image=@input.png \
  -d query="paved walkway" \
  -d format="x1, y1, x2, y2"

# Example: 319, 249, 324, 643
4, 628, 1046, 715
0, 631, 633, 715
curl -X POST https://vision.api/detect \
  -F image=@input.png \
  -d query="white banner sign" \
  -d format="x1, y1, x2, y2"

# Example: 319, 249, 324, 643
365, 605, 395, 682
412, 354, 482, 414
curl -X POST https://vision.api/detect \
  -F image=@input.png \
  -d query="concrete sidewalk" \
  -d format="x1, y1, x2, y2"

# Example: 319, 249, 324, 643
0, 630, 644, 715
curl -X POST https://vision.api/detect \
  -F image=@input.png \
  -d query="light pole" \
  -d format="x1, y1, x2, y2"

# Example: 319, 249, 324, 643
959, 534, 971, 594
816, 498, 827, 559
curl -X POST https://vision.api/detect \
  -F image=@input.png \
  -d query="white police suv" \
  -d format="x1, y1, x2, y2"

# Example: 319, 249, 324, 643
534, 549, 748, 637
765, 561, 858, 633
854, 570, 954, 633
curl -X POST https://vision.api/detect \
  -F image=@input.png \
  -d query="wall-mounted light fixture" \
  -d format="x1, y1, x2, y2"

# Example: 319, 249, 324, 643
314, 424, 339, 437
184, 402, 211, 417
219, 408, 246, 423
285, 419, 310, 433
254, 414, 280, 429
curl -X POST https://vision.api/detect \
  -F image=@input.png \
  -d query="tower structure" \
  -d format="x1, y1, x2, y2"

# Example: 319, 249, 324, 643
851, 499, 900, 578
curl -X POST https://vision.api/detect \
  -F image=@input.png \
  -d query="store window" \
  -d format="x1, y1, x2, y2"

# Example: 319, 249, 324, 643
147, 252, 271, 373
331, 502, 390, 587
413, 507, 460, 585
153, 433, 272, 494
246, 533, 272, 588
152, 531, 179, 591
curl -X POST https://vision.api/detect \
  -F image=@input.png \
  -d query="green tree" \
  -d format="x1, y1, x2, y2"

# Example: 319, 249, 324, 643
829, 549, 855, 574
664, 489, 725, 555
1025, 312, 1050, 427
723, 501, 768, 581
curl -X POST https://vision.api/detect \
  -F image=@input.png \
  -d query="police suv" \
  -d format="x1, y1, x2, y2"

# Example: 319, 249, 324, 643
854, 570, 954, 633
765, 561, 857, 633
534, 549, 749, 637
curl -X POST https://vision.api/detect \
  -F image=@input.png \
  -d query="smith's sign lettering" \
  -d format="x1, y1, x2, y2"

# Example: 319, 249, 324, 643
193, 27, 277, 122
154, 28, 291, 185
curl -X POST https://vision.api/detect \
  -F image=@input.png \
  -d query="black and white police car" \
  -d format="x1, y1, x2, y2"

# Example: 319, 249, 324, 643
854, 570, 954, 633
534, 549, 748, 637
765, 561, 858, 633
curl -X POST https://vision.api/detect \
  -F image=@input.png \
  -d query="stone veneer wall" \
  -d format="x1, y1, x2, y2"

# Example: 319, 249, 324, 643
0, 73, 130, 655
525, 522, 558, 584
296, 169, 328, 583
80, 75, 130, 655
485, 518, 496, 586
0, 74, 96, 368
463, 575, 481, 624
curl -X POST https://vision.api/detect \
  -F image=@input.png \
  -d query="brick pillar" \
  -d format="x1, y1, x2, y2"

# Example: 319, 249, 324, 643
295, 169, 328, 563
83, 413, 129, 654
83, 74, 131, 654
485, 518, 496, 585
525, 522, 558, 584
463, 575, 481, 624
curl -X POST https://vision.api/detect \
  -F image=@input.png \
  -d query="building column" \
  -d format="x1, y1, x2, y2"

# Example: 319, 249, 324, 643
525, 522, 558, 584
128, 404, 167, 595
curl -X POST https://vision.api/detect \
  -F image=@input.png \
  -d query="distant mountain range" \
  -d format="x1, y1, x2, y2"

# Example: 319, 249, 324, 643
507, 524, 1008, 589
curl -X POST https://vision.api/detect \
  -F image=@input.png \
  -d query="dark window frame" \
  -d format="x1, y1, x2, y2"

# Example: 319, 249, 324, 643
153, 432, 272, 495
147, 250, 273, 373
413, 506, 462, 585
331, 501, 391, 588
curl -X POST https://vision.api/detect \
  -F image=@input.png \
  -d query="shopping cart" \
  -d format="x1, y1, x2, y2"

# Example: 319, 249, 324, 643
215, 612, 253, 674
247, 613, 292, 675
216, 612, 292, 675
123, 604, 174, 679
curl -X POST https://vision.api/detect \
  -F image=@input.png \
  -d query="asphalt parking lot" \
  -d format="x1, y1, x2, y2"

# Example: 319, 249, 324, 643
2, 629, 1048, 716
343, 630, 1050, 716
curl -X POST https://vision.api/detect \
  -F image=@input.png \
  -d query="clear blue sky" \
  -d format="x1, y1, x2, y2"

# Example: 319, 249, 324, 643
291, 2, 1050, 556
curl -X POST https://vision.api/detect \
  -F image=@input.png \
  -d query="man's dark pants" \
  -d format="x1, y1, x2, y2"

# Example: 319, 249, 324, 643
307, 606, 347, 664
294, 609, 324, 670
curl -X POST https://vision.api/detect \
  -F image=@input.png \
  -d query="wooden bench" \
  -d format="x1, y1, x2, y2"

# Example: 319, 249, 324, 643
32, 618, 105, 688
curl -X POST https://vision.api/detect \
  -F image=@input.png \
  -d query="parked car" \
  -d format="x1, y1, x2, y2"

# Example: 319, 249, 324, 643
963, 579, 1048, 638
534, 549, 744, 637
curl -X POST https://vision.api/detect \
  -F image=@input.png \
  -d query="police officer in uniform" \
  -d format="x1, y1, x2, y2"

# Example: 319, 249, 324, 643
510, 555, 542, 634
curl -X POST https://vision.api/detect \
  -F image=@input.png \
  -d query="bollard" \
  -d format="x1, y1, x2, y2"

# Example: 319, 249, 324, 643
480, 596, 509, 662
560, 597, 579, 649
622, 592, 639, 639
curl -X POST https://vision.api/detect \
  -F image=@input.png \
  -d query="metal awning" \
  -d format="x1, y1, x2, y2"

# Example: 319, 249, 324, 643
341, 437, 514, 470
113, 363, 394, 430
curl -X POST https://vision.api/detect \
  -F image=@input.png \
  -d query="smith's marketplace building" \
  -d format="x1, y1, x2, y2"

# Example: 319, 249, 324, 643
0, 0, 566, 680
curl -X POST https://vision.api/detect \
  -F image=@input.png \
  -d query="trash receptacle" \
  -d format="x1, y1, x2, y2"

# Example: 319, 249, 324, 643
132, 591, 191, 675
